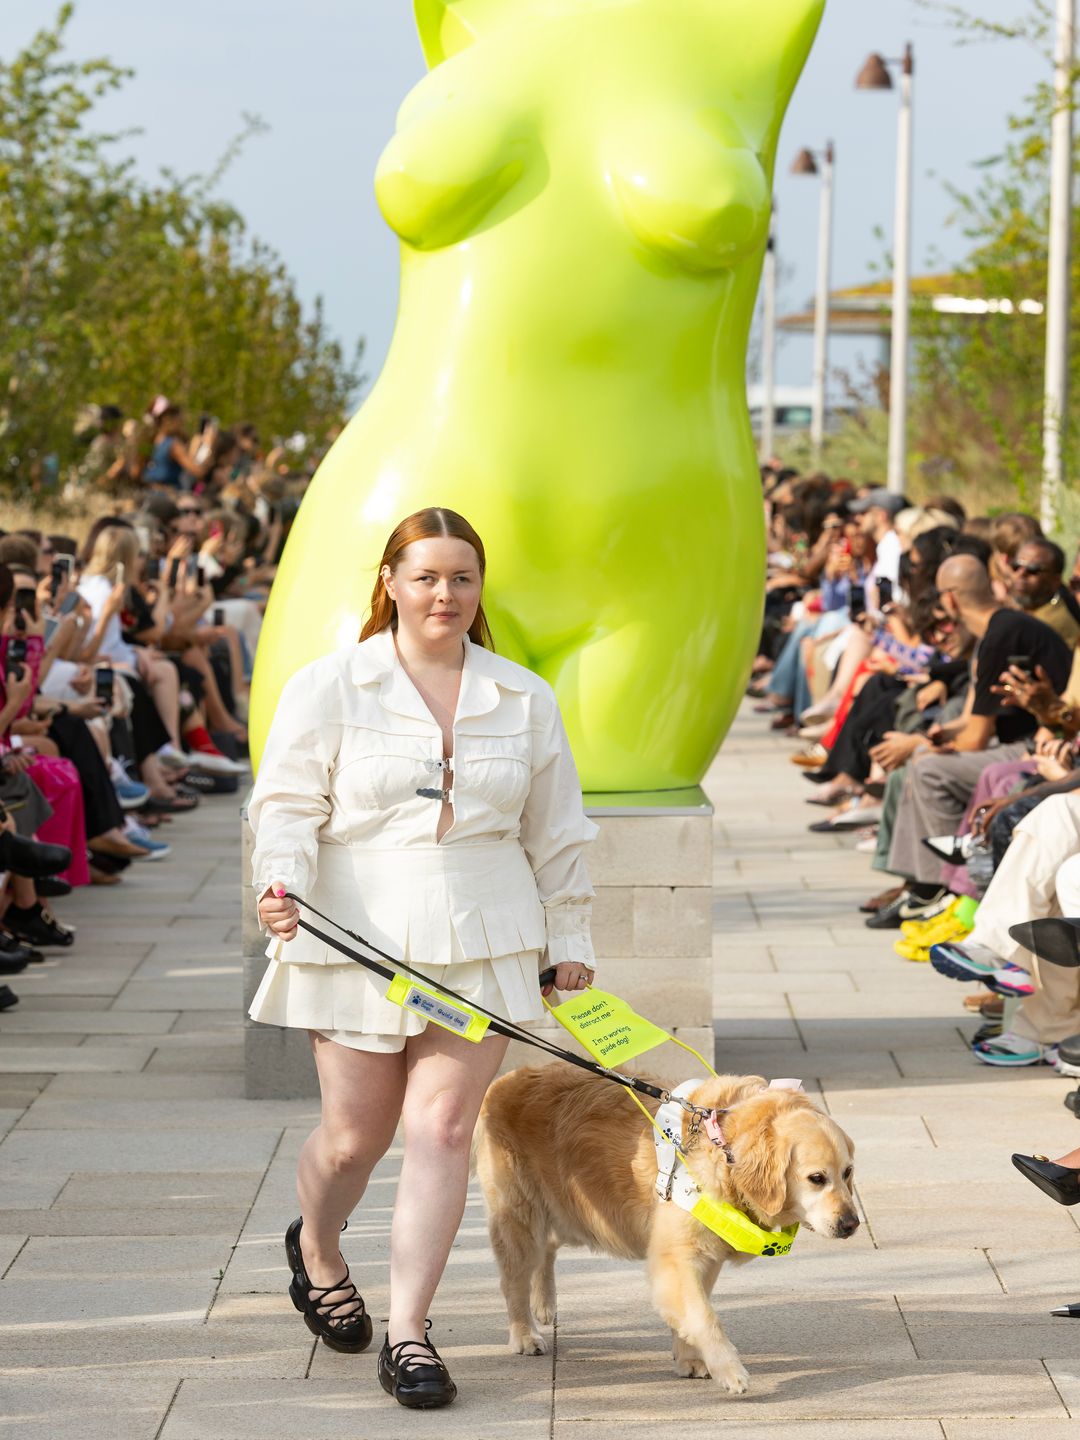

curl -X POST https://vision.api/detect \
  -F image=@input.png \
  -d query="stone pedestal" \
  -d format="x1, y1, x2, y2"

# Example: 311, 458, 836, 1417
242, 788, 714, 1099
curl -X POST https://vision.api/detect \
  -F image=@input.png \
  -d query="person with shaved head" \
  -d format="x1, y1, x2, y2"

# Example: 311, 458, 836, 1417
874, 552, 1073, 980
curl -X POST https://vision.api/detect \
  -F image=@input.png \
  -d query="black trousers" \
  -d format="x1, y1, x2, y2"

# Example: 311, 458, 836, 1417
124, 672, 171, 763
819, 674, 907, 784
47, 710, 124, 840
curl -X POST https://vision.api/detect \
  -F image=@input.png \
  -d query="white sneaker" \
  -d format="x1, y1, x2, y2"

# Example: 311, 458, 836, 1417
157, 743, 193, 771
186, 749, 247, 777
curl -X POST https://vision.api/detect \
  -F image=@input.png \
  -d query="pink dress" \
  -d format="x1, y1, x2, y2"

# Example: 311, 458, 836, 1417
0, 636, 90, 887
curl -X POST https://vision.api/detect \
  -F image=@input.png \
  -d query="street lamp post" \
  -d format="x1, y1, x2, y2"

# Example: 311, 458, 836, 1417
1042, 0, 1075, 533
857, 44, 915, 496
760, 208, 778, 463
792, 143, 835, 463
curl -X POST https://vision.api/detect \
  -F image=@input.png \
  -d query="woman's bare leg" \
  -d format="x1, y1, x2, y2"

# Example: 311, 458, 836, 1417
296, 1034, 408, 1311
389, 1026, 509, 1349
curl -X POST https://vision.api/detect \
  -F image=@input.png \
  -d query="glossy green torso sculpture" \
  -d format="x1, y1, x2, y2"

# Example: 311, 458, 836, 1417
250, 0, 824, 789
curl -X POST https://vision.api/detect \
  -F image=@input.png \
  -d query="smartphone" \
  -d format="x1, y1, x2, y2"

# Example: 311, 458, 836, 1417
185, 555, 199, 580
877, 577, 894, 609
50, 555, 72, 598
5, 635, 27, 680
1007, 653, 1033, 677
167, 556, 181, 590
144, 557, 161, 583
196, 563, 206, 589
848, 584, 866, 622
13, 587, 36, 622
213, 605, 225, 627
94, 665, 115, 707
58, 590, 80, 617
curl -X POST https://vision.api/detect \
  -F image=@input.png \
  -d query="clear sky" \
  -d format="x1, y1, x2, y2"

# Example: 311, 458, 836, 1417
3, 1, 1048, 407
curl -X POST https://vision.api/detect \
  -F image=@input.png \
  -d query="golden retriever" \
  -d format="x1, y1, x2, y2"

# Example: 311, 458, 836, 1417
475, 1065, 857, 1396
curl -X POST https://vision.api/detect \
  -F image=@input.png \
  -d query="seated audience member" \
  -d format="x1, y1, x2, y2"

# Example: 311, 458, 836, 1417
873, 555, 1073, 927
988, 511, 1043, 601
929, 793, 1080, 1066
1007, 537, 1080, 646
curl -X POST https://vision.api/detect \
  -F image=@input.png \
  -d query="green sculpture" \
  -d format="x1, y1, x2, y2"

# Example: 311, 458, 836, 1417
250, 0, 824, 790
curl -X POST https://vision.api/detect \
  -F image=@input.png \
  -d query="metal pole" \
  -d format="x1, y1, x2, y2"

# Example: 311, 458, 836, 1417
760, 208, 778, 463
886, 45, 914, 496
1042, 0, 1075, 533
810, 142, 835, 462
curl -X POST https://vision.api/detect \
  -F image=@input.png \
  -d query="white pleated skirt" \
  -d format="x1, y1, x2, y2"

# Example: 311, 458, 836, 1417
248, 925, 545, 1054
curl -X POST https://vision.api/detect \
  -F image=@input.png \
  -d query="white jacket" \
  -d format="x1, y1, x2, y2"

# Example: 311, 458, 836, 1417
249, 627, 597, 969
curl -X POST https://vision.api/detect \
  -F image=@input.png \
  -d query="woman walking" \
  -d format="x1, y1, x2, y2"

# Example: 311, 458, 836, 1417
249, 508, 596, 1408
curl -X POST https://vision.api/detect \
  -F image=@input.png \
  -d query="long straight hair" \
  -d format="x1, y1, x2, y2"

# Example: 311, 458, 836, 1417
359, 507, 495, 649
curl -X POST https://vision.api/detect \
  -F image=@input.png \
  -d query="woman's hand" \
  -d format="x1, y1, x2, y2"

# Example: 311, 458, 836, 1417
259, 882, 299, 942
971, 795, 1014, 839
540, 962, 594, 998
5, 666, 34, 710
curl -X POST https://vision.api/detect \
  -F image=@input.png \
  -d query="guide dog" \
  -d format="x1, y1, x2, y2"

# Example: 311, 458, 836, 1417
475, 1066, 857, 1396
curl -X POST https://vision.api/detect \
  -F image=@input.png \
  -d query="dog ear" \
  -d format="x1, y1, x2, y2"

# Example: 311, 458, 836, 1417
414, 0, 516, 68
730, 1107, 792, 1218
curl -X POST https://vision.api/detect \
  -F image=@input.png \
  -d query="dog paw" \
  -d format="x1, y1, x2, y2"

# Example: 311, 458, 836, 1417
714, 1359, 751, 1396
673, 1356, 710, 1379
509, 1328, 548, 1356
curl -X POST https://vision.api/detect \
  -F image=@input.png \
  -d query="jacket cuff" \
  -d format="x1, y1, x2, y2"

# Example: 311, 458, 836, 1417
545, 903, 595, 968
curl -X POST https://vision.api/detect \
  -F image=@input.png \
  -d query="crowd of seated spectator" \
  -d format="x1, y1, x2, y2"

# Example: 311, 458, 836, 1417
0, 401, 293, 1013
753, 466, 1080, 1312
752, 465, 1080, 1072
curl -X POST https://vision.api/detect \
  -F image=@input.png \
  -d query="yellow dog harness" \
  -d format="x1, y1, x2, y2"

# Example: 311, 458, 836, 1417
652, 1081, 800, 1257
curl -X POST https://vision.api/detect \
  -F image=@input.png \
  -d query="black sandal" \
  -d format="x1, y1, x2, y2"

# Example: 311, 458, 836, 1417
378, 1319, 458, 1409
284, 1216, 373, 1352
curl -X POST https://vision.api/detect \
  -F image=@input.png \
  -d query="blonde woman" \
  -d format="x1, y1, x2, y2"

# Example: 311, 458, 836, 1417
250, 507, 596, 1409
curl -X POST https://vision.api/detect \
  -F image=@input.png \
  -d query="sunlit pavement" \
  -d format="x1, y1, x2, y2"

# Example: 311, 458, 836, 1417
1, 710, 1079, 1437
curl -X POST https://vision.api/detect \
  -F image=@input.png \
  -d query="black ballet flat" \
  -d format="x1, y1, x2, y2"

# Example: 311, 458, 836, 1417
284, 1216, 373, 1353
378, 1320, 458, 1409
1011, 1153, 1080, 1205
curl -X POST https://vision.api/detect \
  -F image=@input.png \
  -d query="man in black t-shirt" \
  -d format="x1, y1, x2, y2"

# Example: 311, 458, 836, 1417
884, 555, 1073, 902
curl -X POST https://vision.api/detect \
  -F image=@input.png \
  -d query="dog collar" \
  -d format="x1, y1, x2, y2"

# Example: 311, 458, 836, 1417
653, 1081, 800, 1257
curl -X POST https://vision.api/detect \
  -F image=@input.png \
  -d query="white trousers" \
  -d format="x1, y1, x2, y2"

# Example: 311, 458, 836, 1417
970, 792, 1080, 1043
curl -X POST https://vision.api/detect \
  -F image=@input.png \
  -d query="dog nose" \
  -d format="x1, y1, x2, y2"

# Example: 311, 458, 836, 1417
835, 1211, 860, 1238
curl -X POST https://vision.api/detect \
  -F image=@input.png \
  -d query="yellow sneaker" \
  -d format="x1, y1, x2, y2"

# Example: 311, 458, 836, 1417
900, 904, 972, 946
894, 939, 931, 962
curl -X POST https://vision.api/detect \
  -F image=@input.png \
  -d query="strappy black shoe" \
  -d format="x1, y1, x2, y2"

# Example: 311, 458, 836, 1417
378, 1320, 458, 1408
284, 1216, 373, 1353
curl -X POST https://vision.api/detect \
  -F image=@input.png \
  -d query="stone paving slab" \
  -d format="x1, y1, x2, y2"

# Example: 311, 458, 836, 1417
1, 1375, 179, 1440
3, 706, 1080, 1433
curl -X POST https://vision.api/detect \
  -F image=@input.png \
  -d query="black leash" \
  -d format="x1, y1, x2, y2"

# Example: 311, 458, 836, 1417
282, 892, 669, 1103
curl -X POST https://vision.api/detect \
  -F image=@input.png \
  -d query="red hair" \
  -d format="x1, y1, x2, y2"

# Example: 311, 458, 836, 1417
359, 507, 495, 649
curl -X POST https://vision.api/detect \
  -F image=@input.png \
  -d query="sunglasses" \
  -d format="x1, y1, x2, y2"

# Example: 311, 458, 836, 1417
177, 507, 202, 516
1010, 561, 1052, 577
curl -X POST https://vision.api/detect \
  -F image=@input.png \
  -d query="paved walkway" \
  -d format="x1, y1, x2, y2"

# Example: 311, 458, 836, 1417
3, 708, 1080, 1437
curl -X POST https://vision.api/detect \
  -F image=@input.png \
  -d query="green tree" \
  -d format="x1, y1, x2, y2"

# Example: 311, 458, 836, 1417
908, 0, 1080, 507
0, 5, 363, 492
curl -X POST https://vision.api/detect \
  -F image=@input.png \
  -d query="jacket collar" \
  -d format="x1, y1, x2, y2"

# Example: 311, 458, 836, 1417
348, 627, 524, 724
